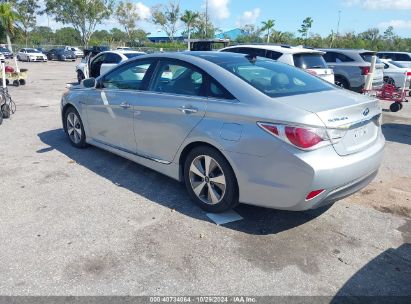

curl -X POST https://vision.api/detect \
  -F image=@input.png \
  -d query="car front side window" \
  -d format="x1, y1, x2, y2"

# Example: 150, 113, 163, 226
102, 60, 154, 90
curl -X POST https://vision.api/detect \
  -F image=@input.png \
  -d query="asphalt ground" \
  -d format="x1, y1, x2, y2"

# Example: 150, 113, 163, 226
0, 60, 410, 297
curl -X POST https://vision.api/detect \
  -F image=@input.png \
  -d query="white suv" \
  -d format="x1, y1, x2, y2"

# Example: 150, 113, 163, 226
219, 44, 334, 83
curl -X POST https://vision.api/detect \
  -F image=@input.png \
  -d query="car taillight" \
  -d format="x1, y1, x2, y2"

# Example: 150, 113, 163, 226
306, 69, 318, 76
285, 126, 323, 149
407, 72, 411, 77
258, 122, 346, 150
360, 66, 370, 75
306, 189, 325, 201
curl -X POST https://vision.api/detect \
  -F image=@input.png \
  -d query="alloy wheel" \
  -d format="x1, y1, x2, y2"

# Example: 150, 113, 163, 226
189, 155, 226, 205
66, 112, 82, 144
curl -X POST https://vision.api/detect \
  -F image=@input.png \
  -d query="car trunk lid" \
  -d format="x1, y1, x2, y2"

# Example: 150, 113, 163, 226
276, 89, 381, 156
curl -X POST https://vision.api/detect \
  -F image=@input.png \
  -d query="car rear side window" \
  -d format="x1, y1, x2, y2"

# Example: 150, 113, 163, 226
360, 53, 381, 63
323, 52, 354, 63
220, 58, 334, 98
209, 79, 235, 100
151, 61, 207, 97
266, 50, 282, 60
293, 53, 327, 69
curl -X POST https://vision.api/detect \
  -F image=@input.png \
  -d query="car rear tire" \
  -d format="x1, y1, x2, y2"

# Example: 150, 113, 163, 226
64, 107, 87, 148
1, 104, 10, 119
184, 146, 238, 213
390, 102, 401, 112
77, 71, 85, 83
335, 77, 349, 89
384, 77, 395, 86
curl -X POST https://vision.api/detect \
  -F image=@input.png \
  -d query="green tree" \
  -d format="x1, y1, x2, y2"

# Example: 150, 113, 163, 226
298, 17, 313, 40
261, 19, 275, 43
191, 12, 218, 39
181, 10, 198, 41
115, 1, 140, 41
30, 26, 54, 45
236, 24, 262, 43
0, 1, 18, 50
12, 0, 40, 46
44, 0, 114, 49
55, 27, 81, 46
151, 1, 181, 41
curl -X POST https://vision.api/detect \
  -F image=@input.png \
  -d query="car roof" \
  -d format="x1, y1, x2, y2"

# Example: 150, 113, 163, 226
319, 48, 375, 54
377, 51, 410, 54
222, 44, 323, 54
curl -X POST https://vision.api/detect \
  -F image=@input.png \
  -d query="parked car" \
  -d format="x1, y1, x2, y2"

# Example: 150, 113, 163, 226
319, 49, 384, 92
17, 48, 47, 62
0, 52, 4, 63
61, 52, 384, 213
64, 46, 84, 58
36, 47, 47, 54
219, 44, 335, 83
47, 48, 76, 61
380, 59, 411, 88
84, 45, 111, 58
377, 52, 411, 66
75, 50, 146, 83
116, 47, 133, 51
0, 47, 13, 59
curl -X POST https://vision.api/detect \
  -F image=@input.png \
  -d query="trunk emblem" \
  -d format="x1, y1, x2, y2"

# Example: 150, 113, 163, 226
363, 108, 370, 116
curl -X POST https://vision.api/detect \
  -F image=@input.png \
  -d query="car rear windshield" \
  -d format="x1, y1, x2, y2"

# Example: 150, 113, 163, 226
360, 52, 382, 63
26, 49, 38, 53
219, 57, 335, 98
293, 53, 328, 69
390, 61, 407, 68
124, 53, 144, 59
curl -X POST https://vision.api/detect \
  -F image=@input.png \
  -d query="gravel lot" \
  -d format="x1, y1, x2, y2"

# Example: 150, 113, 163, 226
0, 60, 410, 297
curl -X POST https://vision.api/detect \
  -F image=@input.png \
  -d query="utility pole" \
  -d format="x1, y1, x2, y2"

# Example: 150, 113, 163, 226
336, 10, 341, 36
205, 0, 208, 38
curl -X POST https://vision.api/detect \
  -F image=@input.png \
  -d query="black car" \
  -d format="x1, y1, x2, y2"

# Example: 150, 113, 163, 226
47, 48, 76, 61
84, 45, 110, 58
0, 47, 13, 59
36, 47, 47, 54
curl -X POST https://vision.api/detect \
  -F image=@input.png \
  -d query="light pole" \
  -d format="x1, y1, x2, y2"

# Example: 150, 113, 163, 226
336, 10, 341, 36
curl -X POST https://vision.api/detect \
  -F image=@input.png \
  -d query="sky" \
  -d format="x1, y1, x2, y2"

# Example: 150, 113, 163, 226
36, 0, 411, 38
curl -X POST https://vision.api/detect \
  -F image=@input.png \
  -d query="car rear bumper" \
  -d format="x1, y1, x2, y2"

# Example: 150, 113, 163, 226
227, 130, 385, 211
30, 58, 47, 62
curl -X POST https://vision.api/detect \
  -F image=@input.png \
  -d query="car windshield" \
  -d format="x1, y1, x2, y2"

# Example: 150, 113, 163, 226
0, 47, 10, 52
219, 56, 335, 98
360, 52, 382, 64
293, 53, 328, 69
26, 49, 38, 53
124, 53, 144, 59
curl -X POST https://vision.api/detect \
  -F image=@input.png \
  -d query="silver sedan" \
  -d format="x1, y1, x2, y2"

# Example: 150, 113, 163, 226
60, 52, 384, 213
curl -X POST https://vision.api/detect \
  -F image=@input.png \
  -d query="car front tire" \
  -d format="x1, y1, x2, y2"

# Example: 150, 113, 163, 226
184, 146, 238, 213
64, 107, 87, 148
335, 77, 349, 89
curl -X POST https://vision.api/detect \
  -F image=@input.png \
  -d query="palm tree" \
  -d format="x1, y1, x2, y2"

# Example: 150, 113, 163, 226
181, 10, 199, 49
0, 1, 19, 72
261, 19, 275, 44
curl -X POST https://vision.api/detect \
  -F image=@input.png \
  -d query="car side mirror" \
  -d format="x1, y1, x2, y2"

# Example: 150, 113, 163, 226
81, 77, 96, 89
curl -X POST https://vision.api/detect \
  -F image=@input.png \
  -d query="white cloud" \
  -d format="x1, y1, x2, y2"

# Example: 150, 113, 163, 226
343, 0, 411, 9
135, 2, 151, 20
236, 8, 261, 27
379, 19, 411, 29
205, 0, 230, 20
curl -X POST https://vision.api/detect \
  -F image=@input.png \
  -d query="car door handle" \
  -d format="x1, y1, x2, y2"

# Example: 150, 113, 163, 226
120, 102, 130, 109
178, 105, 198, 114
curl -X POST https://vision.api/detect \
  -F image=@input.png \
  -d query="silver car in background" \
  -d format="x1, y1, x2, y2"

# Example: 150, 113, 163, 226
320, 49, 384, 92
60, 52, 384, 213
